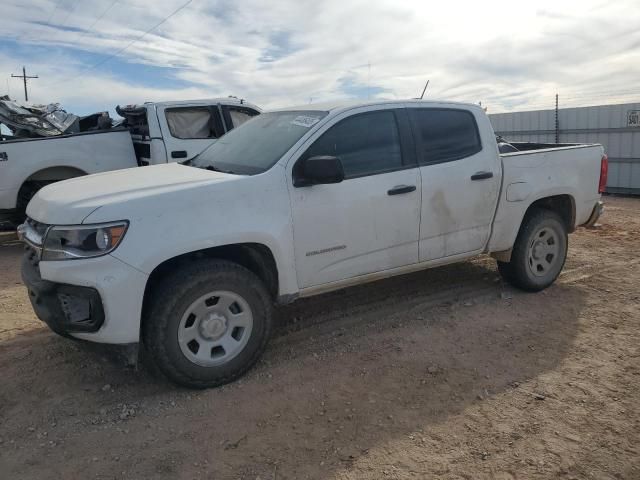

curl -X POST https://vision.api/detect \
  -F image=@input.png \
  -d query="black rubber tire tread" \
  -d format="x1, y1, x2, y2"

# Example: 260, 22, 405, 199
142, 258, 273, 389
496, 260, 515, 284
14, 181, 49, 224
497, 208, 568, 292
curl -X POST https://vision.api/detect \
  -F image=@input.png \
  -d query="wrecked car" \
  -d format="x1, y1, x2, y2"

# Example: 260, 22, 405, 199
0, 97, 260, 224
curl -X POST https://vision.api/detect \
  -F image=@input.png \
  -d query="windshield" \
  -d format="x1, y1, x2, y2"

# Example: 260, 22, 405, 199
191, 111, 328, 175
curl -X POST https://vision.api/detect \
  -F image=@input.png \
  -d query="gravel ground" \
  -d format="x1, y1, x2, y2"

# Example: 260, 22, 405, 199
0, 196, 638, 480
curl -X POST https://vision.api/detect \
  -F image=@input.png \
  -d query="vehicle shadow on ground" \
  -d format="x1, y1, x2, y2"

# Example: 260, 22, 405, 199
0, 259, 586, 479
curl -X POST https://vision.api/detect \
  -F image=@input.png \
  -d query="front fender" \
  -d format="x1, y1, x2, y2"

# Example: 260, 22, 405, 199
89, 168, 299, 297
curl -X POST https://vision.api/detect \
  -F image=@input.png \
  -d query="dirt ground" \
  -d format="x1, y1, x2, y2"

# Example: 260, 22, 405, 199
0, 196, 639, 480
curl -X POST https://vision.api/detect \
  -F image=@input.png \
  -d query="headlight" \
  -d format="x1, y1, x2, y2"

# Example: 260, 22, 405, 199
42, 221, 129, 261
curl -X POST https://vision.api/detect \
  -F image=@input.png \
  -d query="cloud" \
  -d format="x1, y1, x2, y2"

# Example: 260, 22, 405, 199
0, 0, 639, 115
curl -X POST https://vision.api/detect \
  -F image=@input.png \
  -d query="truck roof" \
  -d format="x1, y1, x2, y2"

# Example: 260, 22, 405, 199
136, 98, 261, 111
269, 99, 484, 115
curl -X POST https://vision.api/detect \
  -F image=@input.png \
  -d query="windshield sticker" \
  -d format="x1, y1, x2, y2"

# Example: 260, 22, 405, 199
291, 116, 321, 128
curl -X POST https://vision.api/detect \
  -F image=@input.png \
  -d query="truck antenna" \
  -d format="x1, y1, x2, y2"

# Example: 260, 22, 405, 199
419, 80, 429, 100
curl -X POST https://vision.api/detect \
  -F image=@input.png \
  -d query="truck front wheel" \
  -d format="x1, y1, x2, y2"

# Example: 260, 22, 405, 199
497, 209, 568, 291
142, 259, 273, 388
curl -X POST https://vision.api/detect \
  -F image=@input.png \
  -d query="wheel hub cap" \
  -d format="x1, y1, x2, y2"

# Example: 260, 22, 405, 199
177, 290, 254, 367
199, 313, 227, 340
532, 241, 545, 260
527, 226, 561, 277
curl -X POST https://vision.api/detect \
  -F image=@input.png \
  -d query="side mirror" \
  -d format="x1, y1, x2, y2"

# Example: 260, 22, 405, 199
294, 155, 345, 187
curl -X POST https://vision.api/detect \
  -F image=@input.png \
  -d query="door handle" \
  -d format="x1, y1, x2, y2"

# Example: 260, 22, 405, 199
171, 150, 188, 159
470, 171, 494, 181
387, 185, 416, 196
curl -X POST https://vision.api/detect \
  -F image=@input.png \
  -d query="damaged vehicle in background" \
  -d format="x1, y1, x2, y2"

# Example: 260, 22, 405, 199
0, 96, 260, 225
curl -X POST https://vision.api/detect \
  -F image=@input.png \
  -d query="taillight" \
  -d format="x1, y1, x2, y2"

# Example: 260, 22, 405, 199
598, 154, 608, 194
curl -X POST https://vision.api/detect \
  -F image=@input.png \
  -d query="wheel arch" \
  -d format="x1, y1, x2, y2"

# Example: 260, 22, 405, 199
524, 194, 576, 233
141, 242, 280, 328
16, 165, 87, 205
491, 193, 575, 262
24, 165, 88, 182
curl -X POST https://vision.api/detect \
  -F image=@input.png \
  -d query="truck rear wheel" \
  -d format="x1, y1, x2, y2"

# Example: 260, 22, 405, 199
14, 181, 50, 224
142, 259, 273, 388
497, 209, 567, 291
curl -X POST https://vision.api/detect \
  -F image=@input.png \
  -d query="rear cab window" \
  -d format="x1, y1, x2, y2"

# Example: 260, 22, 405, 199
165, 107, 224, 139
408, 108, 482, 165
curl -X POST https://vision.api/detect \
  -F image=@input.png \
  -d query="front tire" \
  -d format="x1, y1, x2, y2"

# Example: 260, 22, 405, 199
497, 209, 568, 291
142, 259, 273, 388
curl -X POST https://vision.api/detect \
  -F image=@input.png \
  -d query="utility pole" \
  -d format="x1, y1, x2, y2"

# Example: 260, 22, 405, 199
555, 93, 559, 143
11, 66, 38, 102
367, 61, 371, 100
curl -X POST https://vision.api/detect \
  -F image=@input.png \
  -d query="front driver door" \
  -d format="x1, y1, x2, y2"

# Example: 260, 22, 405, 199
288, 107, 421, 289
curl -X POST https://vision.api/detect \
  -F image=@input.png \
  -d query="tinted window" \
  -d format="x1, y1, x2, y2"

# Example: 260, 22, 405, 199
166, 107, 221, 139
409, 109, 481, 164
305, 110, 403, 178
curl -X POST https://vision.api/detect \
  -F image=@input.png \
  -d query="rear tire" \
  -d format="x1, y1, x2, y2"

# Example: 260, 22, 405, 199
14, 181, 50, 224
142, 259, 273, 388
497, 209, 568, 292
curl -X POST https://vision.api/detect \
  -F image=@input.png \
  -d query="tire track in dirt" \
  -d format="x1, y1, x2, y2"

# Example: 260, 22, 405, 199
559, 257, 640, 284
273, 260, 503, 344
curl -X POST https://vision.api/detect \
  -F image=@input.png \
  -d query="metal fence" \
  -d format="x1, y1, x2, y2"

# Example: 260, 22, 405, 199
489, 102, 640, 194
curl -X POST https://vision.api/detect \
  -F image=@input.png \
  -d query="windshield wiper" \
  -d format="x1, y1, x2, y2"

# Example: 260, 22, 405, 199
180, 157, 234, 174
205, 165, 236, 174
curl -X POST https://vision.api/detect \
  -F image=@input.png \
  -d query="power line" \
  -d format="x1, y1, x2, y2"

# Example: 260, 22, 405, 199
78, 0, 120, 39
45, 0, 65, 24
58, 0, 80, 28
52, 0, 195, 86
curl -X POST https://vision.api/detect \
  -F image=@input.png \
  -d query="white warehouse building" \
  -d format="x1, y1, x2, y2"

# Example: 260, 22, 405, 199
489, 102, 640, 195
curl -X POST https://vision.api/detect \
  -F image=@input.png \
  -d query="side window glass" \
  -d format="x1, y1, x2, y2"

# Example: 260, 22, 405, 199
165, 107, 219, 139
305, 110, 403, 178
228, 108, 258, 129
409, 109, 481, 164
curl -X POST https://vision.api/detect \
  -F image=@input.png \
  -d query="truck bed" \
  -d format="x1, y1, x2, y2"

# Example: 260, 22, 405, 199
488, 142, 605, 253
0, 128, 137, 217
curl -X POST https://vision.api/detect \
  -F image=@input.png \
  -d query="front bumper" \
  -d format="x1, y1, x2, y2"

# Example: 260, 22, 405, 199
22, 249, 105, 335
20, 245, 149, 344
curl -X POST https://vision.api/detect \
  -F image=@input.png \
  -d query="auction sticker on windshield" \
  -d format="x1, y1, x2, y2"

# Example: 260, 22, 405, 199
291, 116, 321, 128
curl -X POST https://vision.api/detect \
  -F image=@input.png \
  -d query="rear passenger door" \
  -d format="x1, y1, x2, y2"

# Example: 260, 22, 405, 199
407, 107, 500, 261
289, 107, 421, 288
157, 105, 226, 162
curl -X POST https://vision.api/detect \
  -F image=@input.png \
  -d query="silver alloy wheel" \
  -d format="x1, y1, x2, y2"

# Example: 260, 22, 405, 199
527, 226, 561, 277
177, 290, 254, 367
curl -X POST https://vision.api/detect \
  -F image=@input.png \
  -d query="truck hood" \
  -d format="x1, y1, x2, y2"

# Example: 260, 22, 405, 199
27, 163, 235, 225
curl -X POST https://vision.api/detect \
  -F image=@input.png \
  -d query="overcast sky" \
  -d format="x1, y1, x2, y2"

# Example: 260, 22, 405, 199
1, 0, 639, 115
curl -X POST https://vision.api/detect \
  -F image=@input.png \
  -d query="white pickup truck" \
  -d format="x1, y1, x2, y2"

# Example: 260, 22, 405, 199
0, 98, 260, 224
19, 100, 606, 388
